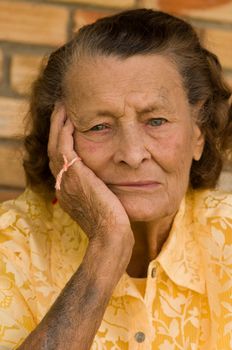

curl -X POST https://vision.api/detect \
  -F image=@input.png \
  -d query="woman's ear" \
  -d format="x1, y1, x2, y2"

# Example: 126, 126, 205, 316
193, 124, 205, 161
191, 101, 205, 161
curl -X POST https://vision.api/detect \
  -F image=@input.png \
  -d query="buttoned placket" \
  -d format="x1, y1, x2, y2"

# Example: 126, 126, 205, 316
127, 261, 159, 350
145, 261, 159, 344
128, 296, 152, 350
145, 261, 159, 313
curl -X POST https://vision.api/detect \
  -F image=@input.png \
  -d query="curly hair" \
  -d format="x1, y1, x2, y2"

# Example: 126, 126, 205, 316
23, 8, 232, 194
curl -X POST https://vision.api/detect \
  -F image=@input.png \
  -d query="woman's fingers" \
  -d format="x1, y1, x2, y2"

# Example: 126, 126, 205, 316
47, 106, 131, 239
48, 104, 80, 180
58, 118, 78, 161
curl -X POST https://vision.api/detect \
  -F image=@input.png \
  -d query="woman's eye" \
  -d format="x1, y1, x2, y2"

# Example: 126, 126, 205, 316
148, 118, 167, 127
89, 124, 109, 131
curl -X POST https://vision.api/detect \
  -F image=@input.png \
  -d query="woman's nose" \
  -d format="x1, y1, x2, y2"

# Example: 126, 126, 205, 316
113, 126, 151, 168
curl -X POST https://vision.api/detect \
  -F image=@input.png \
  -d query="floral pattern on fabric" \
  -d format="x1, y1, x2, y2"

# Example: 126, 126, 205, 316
0, 188, 232, 349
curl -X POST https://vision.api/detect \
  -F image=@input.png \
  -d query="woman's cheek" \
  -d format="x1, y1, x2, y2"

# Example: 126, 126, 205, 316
74, 132, 109, 169
155, 135, 186, 173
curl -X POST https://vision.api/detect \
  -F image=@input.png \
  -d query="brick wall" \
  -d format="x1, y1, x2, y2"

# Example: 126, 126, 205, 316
0, 0, 232, 201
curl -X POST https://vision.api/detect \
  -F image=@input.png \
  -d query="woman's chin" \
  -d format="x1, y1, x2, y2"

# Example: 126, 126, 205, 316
115, 192, 173, 222
121, 201, 166, 222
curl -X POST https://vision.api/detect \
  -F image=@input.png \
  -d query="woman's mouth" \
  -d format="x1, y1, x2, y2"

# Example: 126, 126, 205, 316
107, 181, 161, 191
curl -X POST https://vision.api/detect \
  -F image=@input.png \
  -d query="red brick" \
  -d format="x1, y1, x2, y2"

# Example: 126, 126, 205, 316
73, 9, 113, 32
204, 28, 232, 70
0, 143, 25, 188
218, 170, 232, 191
0, 97, 28, 138
178, 2, 232, 24
50, 0, 135, 8
11, 54, 44, 95
225, 74, 232, 88
0, 50, 3, 83
139, 0, 232, 24
0, 1, 69, 46
137, 0, 159, 10
0, 189, 24, 202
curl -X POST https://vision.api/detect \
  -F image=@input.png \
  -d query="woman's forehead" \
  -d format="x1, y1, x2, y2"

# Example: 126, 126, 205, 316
64, 54, 186, 111
66, 54, 183, 90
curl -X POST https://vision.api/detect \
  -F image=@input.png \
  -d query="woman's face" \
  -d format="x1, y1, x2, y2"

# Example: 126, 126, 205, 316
64, 54, 204, 222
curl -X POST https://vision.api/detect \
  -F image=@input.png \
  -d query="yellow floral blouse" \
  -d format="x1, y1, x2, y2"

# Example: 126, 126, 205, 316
0, 188, 232, 350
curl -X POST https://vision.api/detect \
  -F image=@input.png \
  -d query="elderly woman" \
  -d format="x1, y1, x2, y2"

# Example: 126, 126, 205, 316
0, 8, 232, 350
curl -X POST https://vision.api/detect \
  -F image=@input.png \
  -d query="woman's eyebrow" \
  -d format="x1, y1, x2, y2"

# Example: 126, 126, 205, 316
71, 98, 170, 121
95, 101, 168, 117
136, 102, 170, 114
95, 110, 121, 118
137, 105, 163, 114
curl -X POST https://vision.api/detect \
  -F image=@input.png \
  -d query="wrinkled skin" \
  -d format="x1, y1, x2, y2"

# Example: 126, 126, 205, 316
49, 54, 205, 273
48, 108, 133, 247
21, 53, 205, 350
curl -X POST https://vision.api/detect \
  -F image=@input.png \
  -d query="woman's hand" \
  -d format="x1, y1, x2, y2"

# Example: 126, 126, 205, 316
48, 105, 134, 249
18, 105, 135, 350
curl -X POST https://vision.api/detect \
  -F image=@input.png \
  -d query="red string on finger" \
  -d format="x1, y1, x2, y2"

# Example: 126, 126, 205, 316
55, 154, 81, 190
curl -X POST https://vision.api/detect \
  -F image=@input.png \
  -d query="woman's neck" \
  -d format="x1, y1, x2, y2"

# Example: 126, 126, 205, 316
126, 215, 175, 278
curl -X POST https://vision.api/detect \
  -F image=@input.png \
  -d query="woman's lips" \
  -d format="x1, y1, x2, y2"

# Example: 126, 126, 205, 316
112, 181, 158, 186
107, 181, 161, 191
108, 181, 159, 186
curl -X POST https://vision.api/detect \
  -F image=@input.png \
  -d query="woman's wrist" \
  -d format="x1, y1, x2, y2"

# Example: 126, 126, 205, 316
86, 231, 134, 282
